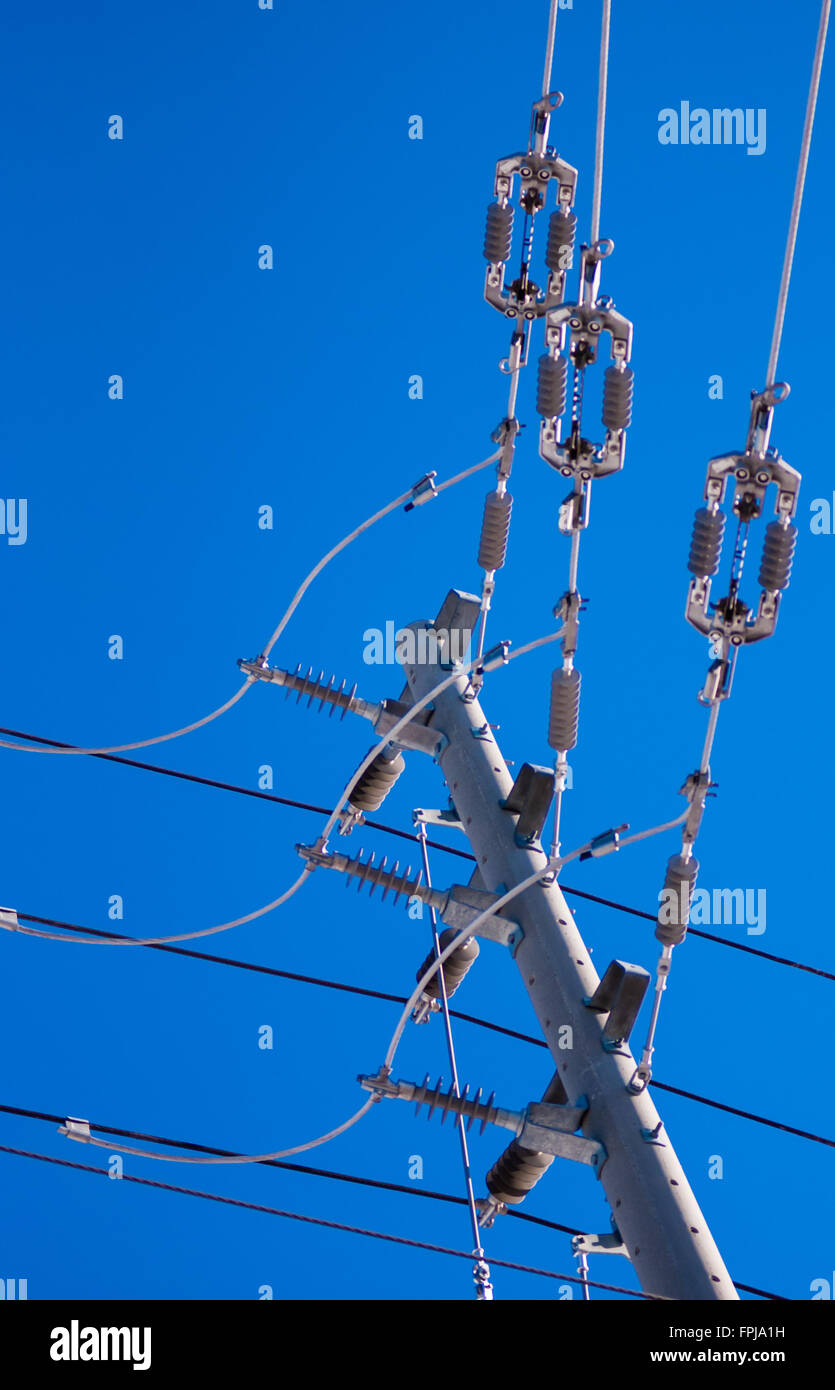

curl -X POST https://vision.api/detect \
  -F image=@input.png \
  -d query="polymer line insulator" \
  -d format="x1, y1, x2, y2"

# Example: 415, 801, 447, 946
483, 202, 514, 263
548, 667, 581, 752
349, 748, 405, 812
601, 365, 634, 431
687, 508, 726, 578
485, 1140, 554, 1206
409, 1075, 501, 1134
477, 490, 513, 572
544, 209, 577, 272
298, 843, 446, 908
655, 853, 699, 946
758, 520, 797, 592
417, 927, 480, 1000
536, 353, 568, 420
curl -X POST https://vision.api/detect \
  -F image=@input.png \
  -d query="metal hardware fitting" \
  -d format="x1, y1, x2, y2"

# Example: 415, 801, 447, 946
59, 1117, 92, 1143
358, 1072, 606, 1171
584, 959, 651, 1048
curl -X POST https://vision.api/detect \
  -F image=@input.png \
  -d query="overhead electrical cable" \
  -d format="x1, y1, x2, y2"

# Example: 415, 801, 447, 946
0, 1143, 665, 1299
4, 731, 832, 980
3, 628, 563, 949
0, 1115, 785, 1299
0, 451, 499, 760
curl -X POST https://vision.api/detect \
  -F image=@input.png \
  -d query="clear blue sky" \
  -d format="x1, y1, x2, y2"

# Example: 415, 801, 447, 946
0, 0, 831, 1301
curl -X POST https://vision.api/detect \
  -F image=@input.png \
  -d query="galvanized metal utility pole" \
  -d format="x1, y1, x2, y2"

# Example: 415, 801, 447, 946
396, 592, 737, 1302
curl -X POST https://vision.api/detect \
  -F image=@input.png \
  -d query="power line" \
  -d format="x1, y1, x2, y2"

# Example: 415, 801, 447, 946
590, 0, 611, 244
559, 885, 835, 983
0, 1109, 783, 1300
649, 1081, 835, 1151
6, 722, 833, 984
766, 0, 831, 385
0, 724, 476, 859
9, 916, 835, 1151
0, 1142, 661, 1299
0, 1100, 577, 1233
4, 633, 563, 955
0, 459, 498, 762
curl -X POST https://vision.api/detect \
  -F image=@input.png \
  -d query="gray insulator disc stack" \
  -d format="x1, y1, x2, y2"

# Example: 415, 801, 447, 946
544, 209, 577, 271
655, 853, 699, 946
687, 508, 725, 577
417, 927, 480, 999
350, 749, 405, 812
486, 1139, 555, 1205
758, 520, 797, 591
477, 490, 513, 571
536, 353, 568, 420
483, 202, 514, 262
548, 667, 581, 751
602, 365, 634, 430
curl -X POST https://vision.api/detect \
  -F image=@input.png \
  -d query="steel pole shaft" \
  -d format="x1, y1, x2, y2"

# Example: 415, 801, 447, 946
403, 627, 737, 1301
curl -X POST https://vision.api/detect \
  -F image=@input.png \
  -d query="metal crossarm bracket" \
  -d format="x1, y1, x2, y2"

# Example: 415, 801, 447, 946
518, 1100, 606, 1173
358, 1076, 604, 1172
441, 885, 523, 951
413, 806, 463, 831
584, 959, 650, 1047
373, 699, 442, 756
501, 762, 555, 844
572, 1229, 629, 1258
0, 906, 19, 931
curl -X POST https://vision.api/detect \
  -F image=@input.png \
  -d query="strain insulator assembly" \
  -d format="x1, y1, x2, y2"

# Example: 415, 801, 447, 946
758, 520, 797, 592
536, 353, 568, 420
601, 364, 634, 431
548, 667, 581, 751
416, 928, 479, 1000
349, 746, 405, 812
539, 242, 634, 481
687, 508, 725, 578
477, 490, 513, 572
656, 853, 699, 946
483, 94, 578, 319
685, 383, 801, 647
